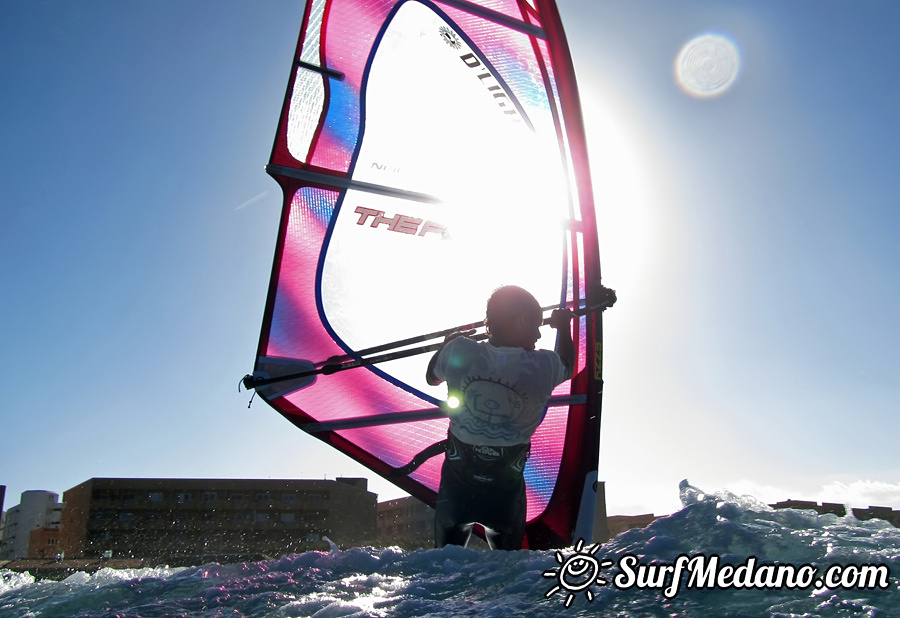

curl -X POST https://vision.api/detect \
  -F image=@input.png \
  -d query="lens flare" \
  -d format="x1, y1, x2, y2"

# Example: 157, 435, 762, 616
675, 34, 740, 98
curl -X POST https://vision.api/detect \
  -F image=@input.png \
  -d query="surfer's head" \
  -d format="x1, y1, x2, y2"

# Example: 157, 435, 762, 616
485, 285, 542, 350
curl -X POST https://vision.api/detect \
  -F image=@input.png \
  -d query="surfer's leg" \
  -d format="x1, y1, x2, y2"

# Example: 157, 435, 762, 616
480, 480, 526, 550
435, 512, 472, 547
434, 459, 472, 548
490, 513, 525, 550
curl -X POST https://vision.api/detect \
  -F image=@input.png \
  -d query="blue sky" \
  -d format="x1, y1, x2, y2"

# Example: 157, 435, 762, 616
2, 0, 898, 519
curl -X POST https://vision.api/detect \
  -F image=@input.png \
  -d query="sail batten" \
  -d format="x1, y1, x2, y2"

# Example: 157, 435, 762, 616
267, 164, 441, 203
433, 0, 545, 37
250, 0, 605, 549
295, 60, 345, 81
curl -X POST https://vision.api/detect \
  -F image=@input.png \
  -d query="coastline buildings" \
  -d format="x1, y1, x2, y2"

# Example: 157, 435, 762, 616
606, 513, 659, 539
4, 477, 900, 566
377, 496, 434, 549
0, 490, 63, 560
770, 499, 900, 527
58, 477, 376, 564
769, 499, 847, 516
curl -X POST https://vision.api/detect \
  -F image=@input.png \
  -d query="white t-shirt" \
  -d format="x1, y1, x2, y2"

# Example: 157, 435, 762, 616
431, 337, 570, 447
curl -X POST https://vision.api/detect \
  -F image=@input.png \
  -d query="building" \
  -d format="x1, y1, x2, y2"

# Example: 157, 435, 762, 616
28, 526, 63, 559
606, 513, 659, 539
0, 490, 63, 559
769, 500, 847, 516
59, 477, 376, 564
377, 496, 434, 549
770, 499, 900, 529
852, 506, 900, 527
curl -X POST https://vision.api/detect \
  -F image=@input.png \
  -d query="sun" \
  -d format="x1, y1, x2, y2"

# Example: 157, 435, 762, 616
675, 33, 741, 98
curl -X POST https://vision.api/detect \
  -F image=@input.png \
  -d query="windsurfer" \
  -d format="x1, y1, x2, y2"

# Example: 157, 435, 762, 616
426, 285, 576, 550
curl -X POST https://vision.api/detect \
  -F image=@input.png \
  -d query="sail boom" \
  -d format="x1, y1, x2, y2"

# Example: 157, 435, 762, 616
302, 408, 446, 432
298, 395, 588, 433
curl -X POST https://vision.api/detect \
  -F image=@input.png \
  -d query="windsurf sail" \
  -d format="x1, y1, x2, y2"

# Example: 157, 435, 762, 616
247, 0, 607, 549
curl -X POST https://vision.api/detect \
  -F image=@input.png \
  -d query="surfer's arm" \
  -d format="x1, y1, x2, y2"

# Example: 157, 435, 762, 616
425, 349, 444, 386
426, 330, 475, 386
549, 309, 575, 379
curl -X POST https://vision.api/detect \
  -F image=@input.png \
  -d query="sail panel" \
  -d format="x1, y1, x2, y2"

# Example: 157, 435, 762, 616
524, 403, 567, 519
287, 0, 329, 162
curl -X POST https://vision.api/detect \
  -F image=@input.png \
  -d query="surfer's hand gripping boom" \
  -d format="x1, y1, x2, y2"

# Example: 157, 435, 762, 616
548, 308, 574, 329
241, 290, 616, 393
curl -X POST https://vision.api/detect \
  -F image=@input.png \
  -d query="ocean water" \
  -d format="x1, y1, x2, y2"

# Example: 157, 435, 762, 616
2, 482, 899, 617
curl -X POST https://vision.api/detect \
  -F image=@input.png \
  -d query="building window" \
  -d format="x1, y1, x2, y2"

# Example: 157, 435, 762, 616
280, 512, 296, 523
202, 492, 217, 503
119, 512, 134, 522
175, 493, 192, 504
255, 513, 269, 523
120, 492, 135, 502
92, 491, 110, 500
308, 493, 325, 504
229, 493, 245, 502
281, 493, 296, 503
256, 493, 271, 503
148, 492, 164, 502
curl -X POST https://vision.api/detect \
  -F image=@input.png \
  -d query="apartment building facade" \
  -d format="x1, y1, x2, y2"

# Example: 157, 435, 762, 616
0, 490, 63, 560
59, 477, 376, 563
377, 496, 434, 549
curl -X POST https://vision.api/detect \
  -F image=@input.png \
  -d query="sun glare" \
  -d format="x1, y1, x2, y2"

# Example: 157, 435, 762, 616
581, 91, 655, 292
675, 34, 741, 98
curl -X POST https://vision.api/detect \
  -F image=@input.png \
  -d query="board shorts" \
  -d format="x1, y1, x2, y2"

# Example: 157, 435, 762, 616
434, 432, 530, 550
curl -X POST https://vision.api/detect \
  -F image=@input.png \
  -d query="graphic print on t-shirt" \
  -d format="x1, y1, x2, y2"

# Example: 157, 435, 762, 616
459, 376, 529, 442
